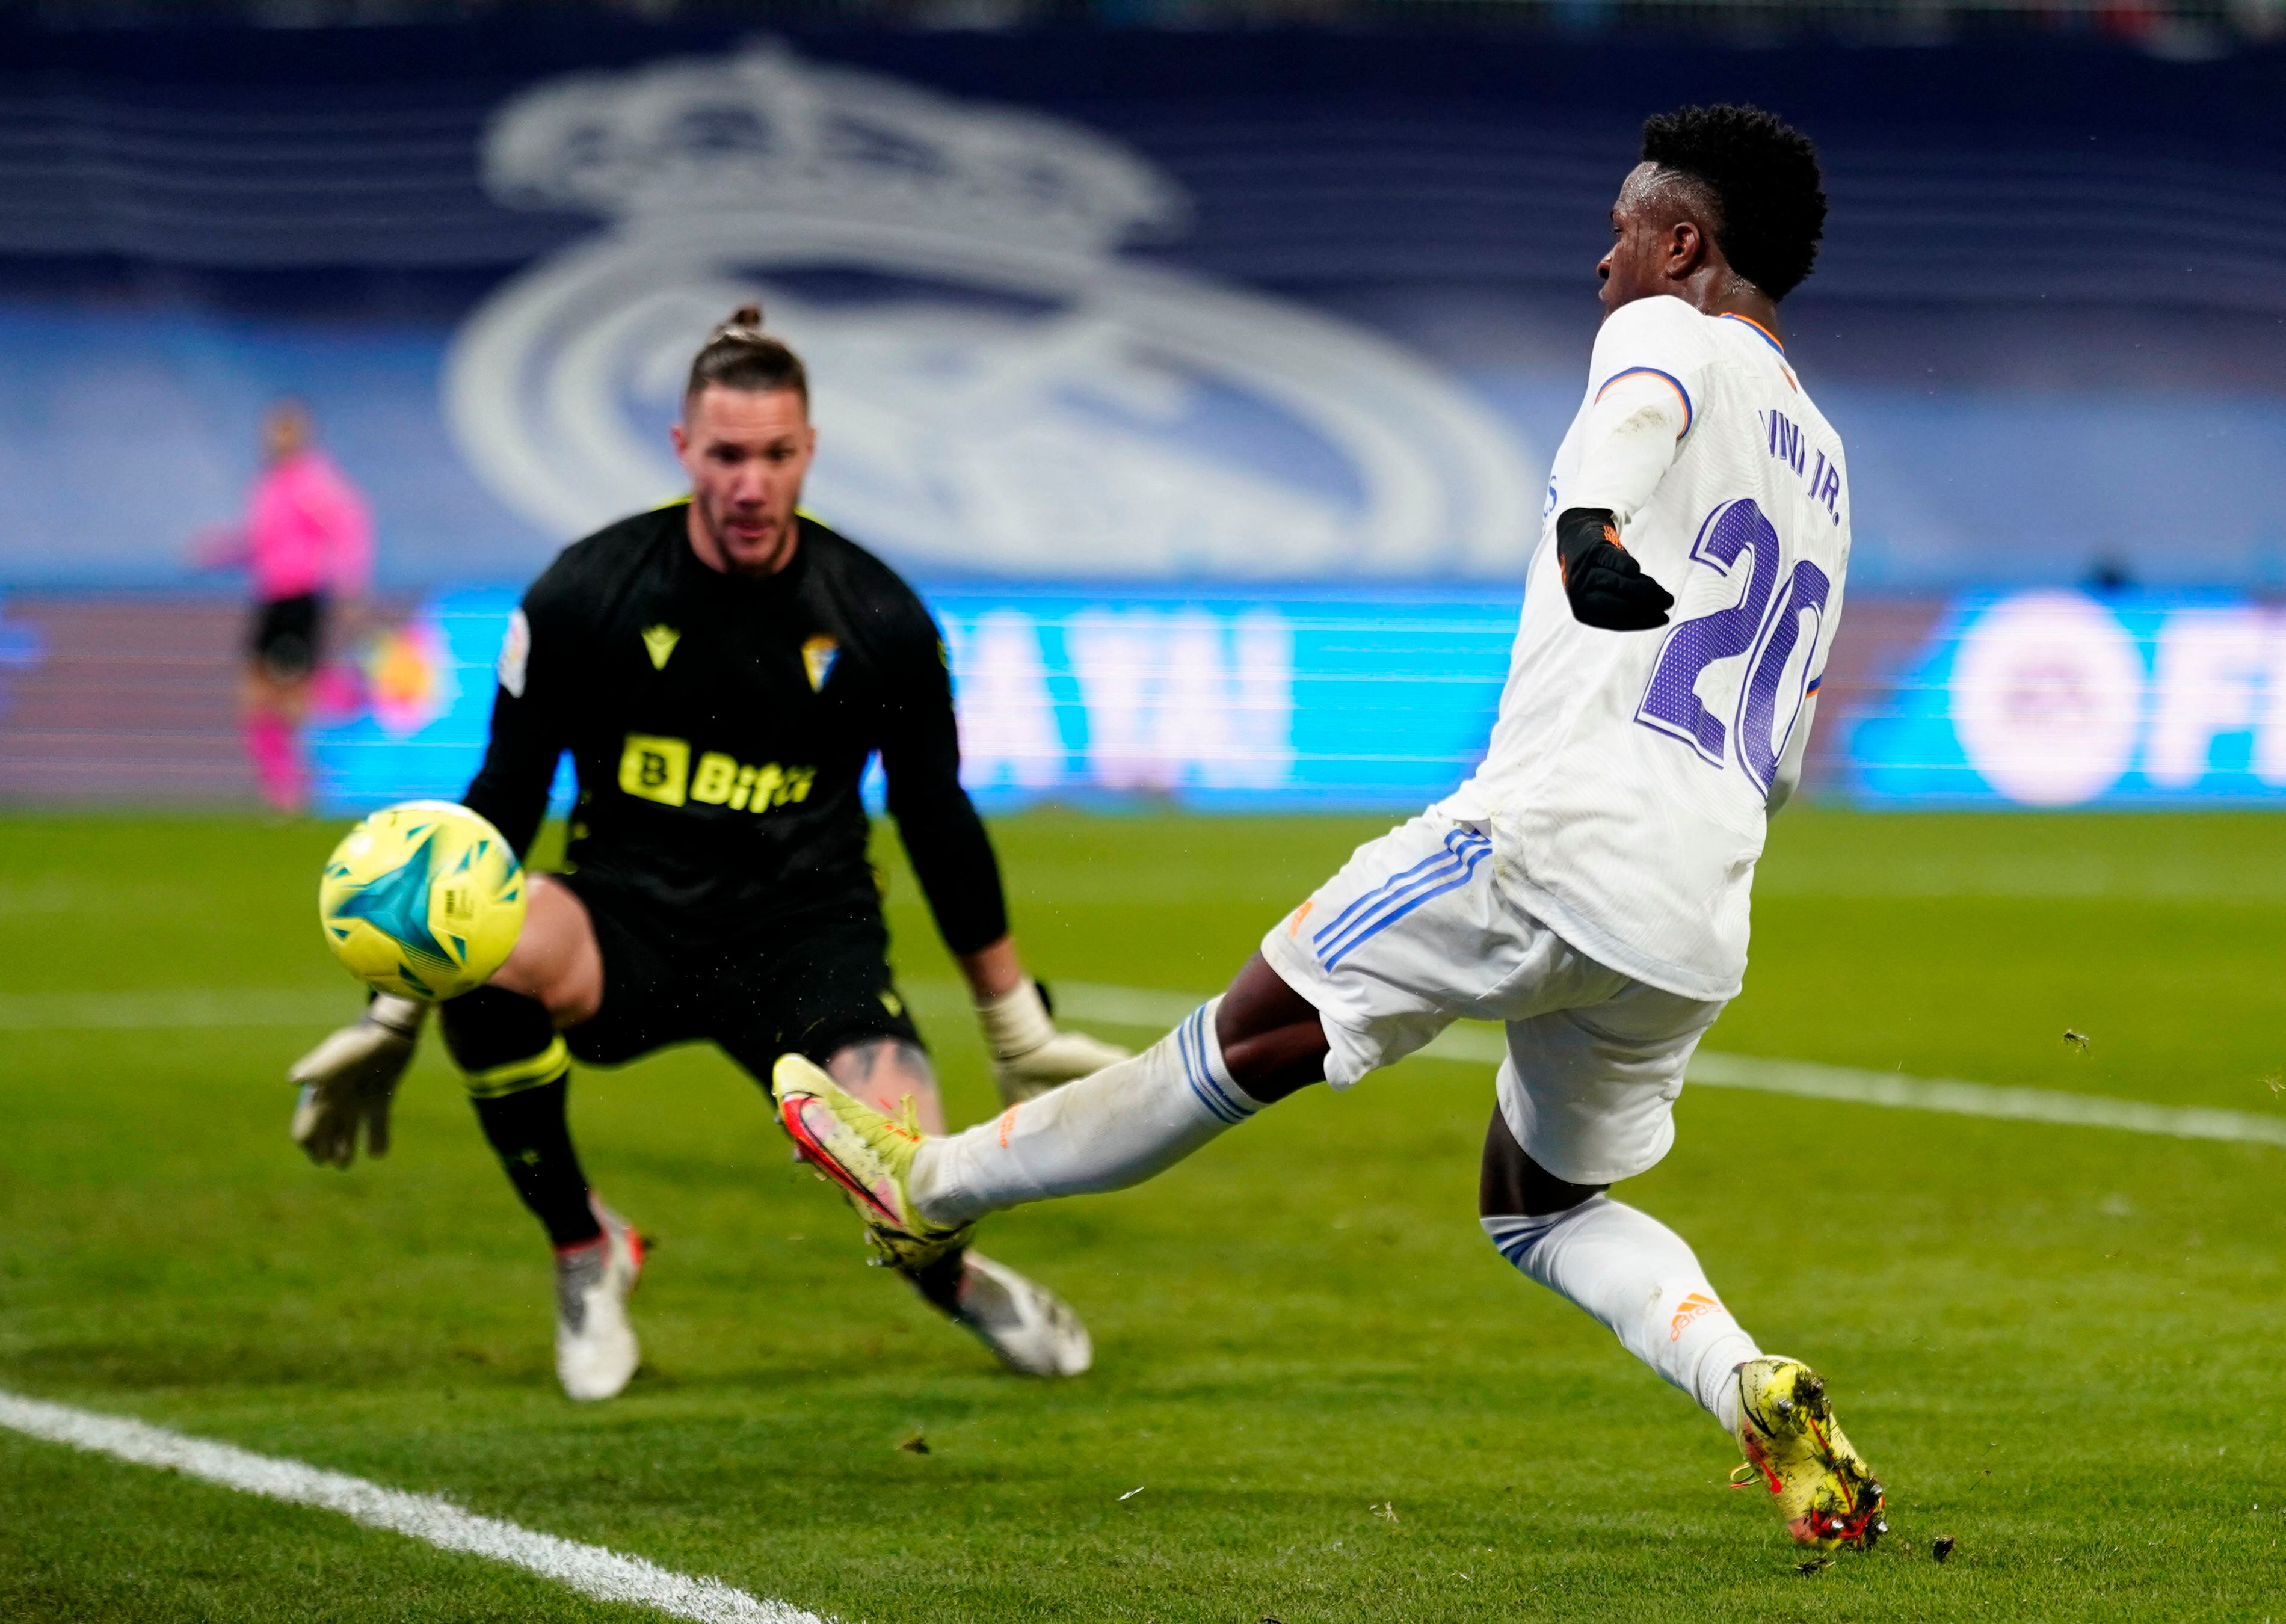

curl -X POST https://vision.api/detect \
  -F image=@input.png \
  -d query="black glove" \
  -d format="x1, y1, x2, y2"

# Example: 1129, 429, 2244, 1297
1555, 507, 1674, 631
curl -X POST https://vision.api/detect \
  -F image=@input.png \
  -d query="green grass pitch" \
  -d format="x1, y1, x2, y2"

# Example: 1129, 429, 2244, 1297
2, 808, 2282, 1621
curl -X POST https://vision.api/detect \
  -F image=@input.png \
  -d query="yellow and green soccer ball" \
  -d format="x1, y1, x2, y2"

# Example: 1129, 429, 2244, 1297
318, 801, 526, 1001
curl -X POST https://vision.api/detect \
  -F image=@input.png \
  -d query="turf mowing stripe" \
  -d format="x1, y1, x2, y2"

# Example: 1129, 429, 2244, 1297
0, 989, 347, 1029
1027, 981, 2286, 1150
0, 1390, 818, 1624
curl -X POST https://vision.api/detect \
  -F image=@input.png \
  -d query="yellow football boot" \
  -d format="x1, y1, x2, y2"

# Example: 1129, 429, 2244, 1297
1730, 1356, 1888, 1550
771, 1053, 973, 1269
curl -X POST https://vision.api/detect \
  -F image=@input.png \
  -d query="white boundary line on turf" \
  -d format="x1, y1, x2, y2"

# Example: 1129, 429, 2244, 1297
19, 980, 2286, 1150
1027, 980, 2286, 1151
0, 1389, 819, 1624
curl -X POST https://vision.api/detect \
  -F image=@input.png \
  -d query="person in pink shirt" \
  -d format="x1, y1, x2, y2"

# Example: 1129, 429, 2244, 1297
194, 401, 374, 811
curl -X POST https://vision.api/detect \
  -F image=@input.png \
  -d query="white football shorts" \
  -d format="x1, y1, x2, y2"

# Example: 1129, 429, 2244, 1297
1259, 811, 1725, 1186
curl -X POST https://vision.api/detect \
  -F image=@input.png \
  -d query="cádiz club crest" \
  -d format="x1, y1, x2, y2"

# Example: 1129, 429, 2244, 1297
445, 42, 1538, 580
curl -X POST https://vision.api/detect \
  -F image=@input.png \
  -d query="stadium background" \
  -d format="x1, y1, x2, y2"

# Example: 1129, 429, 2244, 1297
9, 8, 2286, 1622
5, 2, 2285, 814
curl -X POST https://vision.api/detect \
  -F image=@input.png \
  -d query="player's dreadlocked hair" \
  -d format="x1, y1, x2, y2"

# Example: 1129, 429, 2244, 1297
1640, 105, 1826, 301
684, 302, 809, 410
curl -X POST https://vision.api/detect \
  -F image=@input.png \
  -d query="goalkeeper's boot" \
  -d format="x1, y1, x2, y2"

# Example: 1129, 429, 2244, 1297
554, 1198, 644, 1402
772, 1054, 972, 1270
1730, 1356, 1887, 1550
910, 1250, 1092, 1377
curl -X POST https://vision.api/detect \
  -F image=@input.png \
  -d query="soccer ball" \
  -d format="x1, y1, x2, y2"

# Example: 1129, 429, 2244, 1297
318, 801, 527, 1001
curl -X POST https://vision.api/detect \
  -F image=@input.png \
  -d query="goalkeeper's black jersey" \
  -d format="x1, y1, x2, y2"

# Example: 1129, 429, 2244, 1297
462, 503, 1007, 953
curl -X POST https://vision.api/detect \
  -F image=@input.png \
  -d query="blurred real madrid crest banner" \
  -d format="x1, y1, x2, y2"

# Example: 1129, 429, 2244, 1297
446, 43, 1534, 580
2, 22, 2284, 810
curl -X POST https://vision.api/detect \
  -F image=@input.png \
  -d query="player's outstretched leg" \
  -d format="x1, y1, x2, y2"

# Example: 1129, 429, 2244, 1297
442, 985, 645, 1401
773, 993, 1266, 1260
1476, 1109, 1884, 1548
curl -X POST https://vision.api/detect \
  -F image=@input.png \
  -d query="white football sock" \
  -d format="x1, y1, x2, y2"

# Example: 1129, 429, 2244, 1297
911, 998, 1262, 1227
1482, 1196, 1759, 1433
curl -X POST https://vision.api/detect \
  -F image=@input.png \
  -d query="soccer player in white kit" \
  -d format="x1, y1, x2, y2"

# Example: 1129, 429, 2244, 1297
775, 105, 1887, 1551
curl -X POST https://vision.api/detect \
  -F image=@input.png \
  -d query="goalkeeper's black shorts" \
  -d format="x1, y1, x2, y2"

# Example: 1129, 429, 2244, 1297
555, 872, 923, 1078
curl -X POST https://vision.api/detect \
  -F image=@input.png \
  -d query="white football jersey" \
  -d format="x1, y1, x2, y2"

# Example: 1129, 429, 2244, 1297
1444, 294, 1852, 1002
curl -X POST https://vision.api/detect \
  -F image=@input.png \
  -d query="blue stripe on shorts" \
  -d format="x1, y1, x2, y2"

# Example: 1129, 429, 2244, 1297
1312, 828, 1491, 971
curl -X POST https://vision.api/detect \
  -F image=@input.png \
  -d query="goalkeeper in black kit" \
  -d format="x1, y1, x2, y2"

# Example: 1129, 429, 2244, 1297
286, 306, 1126, 1399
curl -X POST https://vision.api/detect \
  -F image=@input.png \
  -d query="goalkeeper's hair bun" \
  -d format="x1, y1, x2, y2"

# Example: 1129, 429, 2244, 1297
712, 303, 766, 341
686, 300, 807, 408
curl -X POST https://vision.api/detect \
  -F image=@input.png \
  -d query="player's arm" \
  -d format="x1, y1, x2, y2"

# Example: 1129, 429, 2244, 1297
876, 606, 1128, 1104
1554, 300, 1718, 630
290, 589, 572, 1167
461, 597, 572, 864
1554, 369, 1692, 629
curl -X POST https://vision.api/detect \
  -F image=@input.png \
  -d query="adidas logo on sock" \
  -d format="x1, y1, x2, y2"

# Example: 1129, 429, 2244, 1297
1668, 1292, 1723, 1341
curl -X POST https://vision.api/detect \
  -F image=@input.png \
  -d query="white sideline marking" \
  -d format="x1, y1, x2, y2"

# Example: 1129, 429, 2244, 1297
1030, 981, 2286, 1151
18, 980, 2286, 1149
1420, 1024, 2286, 1148
0, 1389, 818, 1624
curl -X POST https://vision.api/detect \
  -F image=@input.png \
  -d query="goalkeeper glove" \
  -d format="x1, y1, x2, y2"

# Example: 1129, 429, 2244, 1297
1556, 507, 1674, 631
288, 994, 425, 1169
976, 979, 1130, 1106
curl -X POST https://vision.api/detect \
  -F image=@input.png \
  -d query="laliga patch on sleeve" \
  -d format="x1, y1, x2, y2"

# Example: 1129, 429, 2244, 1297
497, 607, 531, 698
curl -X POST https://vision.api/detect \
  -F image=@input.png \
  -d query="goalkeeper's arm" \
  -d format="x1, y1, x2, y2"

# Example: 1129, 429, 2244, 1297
288, 993, 424, 1168
878, 598, 1129, 1104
